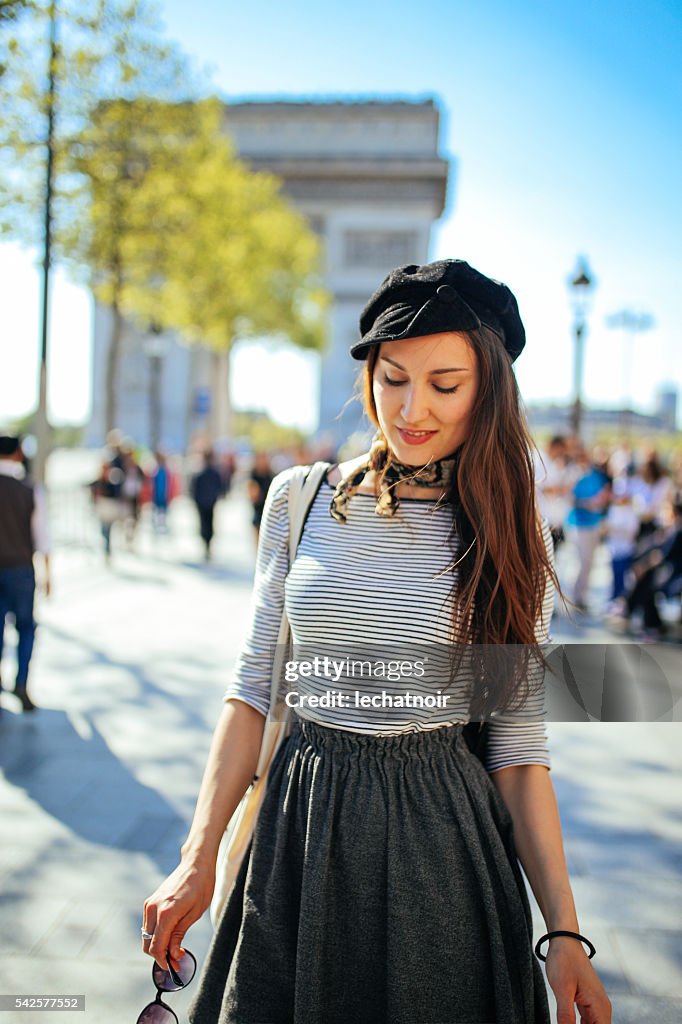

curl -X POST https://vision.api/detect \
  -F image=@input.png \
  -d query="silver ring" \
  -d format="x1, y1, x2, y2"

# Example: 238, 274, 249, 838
141, 929, 154, 941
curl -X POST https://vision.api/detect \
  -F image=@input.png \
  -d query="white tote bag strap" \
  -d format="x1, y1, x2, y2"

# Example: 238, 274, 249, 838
210, 461, 332, 925
254, 461, 331, 778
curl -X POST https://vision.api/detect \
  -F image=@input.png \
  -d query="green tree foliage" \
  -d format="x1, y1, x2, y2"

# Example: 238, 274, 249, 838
0, 0, 29, 23
0, 0, 198, 430
70, 96, 327, 435
0, 0, 196, 240
233, 410, 308, 453
126, 100, 327, 352
1, 2, 326, 439
64, 96, 199, 429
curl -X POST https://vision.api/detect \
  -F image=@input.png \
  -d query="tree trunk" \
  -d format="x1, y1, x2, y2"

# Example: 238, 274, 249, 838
208, 348, 233, 443
104, 254, 124, 436
105, 297, 124, 435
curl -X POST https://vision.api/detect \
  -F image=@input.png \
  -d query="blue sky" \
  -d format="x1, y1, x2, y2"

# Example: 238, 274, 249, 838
2, 0, 681, 430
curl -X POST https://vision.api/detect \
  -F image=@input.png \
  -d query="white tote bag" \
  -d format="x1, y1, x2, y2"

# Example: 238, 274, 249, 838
209, 460, 334, 925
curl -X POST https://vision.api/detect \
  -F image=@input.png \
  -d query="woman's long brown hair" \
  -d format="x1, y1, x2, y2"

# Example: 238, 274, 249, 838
360, 326, 562, 718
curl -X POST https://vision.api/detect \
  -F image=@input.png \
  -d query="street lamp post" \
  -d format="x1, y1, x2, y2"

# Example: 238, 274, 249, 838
33, 0, 58, 487
143, 323, 170, 452
568, 257, 596, 439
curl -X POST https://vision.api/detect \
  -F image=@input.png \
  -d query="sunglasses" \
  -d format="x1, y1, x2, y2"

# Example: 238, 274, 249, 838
136, 949, 197, 1023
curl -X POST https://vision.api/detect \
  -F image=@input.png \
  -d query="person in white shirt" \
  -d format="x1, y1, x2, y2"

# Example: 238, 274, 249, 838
605, 477, 640, 611
630, 450, 672, 539
535, 435, 577, 550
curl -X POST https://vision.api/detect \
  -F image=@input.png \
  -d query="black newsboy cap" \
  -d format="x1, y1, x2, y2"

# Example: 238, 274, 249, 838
351, 259, 526, 363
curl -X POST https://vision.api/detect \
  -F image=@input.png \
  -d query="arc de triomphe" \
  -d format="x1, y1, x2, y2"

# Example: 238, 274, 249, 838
86, 99, 449, 451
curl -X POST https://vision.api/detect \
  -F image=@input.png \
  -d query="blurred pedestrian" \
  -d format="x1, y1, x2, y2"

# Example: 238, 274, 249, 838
605, 478, 639, 608
191, 449, 223, 561
0, 435, 51, 714
535, 435, 576, 551
151, 451, 172, 534
247, 451, 274, 545
620, 499, 682, 638
119, 442, 145, 548
89, 461, 123, 563
631, 450, 672, 541
219, 451, 236, 497
106, 429, 125, 493
565, 445, 611, 612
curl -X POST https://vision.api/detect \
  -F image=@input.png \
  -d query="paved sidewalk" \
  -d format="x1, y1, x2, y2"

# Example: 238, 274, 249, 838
0, 491, 681, 1022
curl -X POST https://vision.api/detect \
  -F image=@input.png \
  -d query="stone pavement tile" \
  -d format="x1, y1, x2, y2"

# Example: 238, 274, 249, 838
611, 927, 682, 998
116, 812, 186, 854
57, 789, 166, 848
82, 900, 213, 969
0, 892, 71, 955
31, 898, 115, 958
2, 757, 187, 853
609, 994, 682, 1023
81, 903, 155, 965
0, 806, 72, 847
0, 952, 152, 1024
558, 837, 590, 877
561, 837, 591, 876
569, 873, 682, 931
578, 924, 632, 995
0, 852, 13, 889
1, 774, 94, 823
570, 831, 682, 880
0, 845, 165, 902
152, 824, 193, 869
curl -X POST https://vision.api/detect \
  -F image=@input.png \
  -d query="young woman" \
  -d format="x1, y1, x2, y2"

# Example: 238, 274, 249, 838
141, 260, 612, 1024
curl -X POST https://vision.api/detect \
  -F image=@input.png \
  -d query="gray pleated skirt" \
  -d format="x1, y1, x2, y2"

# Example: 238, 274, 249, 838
188, 715, 551, 1024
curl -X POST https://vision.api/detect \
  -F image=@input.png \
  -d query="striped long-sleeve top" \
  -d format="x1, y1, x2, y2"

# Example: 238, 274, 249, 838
224, 465, 555, 774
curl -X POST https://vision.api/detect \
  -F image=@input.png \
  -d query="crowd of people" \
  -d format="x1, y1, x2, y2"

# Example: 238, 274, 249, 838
0, 429, 334, 711
88, 430, 682, 640
5, 424, 680, 723
535, 435, 682, 639
87, 430, 332, 564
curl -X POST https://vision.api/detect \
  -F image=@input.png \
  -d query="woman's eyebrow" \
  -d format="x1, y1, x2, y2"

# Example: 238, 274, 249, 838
380, 355, 469, 376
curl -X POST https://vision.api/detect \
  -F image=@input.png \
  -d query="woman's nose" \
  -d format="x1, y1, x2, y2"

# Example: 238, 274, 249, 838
401, 385, 430, 424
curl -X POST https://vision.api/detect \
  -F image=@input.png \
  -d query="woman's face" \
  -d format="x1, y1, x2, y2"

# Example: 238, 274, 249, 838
372, 332, 479, 465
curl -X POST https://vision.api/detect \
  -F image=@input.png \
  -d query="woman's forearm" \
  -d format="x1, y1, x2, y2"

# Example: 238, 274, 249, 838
490, 764, 580, 932
180, 697, 266, 868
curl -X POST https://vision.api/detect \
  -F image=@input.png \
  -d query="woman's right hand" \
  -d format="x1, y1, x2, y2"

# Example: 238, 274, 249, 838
142, 856, 216, 972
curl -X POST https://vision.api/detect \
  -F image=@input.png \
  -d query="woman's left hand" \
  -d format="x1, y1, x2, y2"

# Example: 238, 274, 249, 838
544, 937, 612, 1023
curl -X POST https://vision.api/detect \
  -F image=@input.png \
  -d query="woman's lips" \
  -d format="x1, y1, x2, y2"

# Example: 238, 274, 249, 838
397, 428, 438, 446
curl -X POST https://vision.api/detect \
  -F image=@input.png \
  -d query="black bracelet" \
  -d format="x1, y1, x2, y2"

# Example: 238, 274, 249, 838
534, 930, 596, 962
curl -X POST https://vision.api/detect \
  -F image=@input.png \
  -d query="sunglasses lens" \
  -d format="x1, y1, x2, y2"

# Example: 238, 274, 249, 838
152, 950, 197, 992
136, 1001, 178, 1024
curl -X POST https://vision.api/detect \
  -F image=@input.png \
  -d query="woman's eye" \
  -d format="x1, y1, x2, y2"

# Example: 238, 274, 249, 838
382, 374, 459, 395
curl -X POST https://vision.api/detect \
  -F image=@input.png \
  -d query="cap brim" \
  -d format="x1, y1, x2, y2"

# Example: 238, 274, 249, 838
350, 294, 482, 360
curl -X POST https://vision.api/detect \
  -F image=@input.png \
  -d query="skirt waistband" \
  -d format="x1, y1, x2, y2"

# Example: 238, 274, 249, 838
290, 713, 467, 762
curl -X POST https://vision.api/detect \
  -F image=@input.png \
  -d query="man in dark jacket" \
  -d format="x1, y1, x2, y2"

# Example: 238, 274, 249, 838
0, 435, 51, 713
191, 449, 223, 561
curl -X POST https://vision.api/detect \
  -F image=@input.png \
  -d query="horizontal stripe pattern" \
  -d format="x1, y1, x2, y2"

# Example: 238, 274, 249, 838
224, 466, 555, 773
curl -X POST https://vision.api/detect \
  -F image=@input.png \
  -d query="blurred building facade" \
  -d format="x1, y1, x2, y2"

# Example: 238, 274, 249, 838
527, 390, 679, 440
655, 385, 679, 433
86, 99, 450, 452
